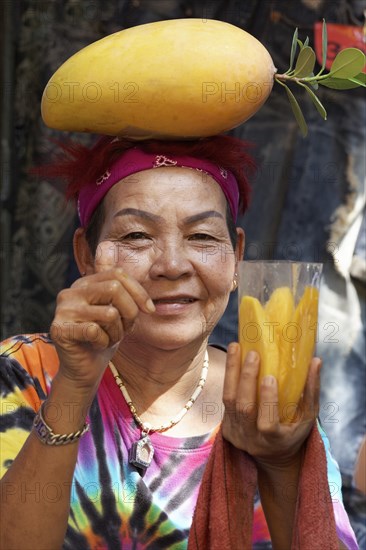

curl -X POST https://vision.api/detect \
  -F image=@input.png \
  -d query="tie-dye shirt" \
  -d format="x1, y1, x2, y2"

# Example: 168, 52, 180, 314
0, 334, 358, 549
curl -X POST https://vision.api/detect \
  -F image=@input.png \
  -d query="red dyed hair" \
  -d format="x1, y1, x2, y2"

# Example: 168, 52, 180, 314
39, 134, 255, 218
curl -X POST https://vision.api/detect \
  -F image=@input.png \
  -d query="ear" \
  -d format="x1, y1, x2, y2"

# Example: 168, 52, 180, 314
234, 228, 245, 267
73, 228, 95, 276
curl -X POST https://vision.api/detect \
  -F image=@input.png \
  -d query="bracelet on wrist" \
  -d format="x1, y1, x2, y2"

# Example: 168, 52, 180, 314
32, 401, 89, 446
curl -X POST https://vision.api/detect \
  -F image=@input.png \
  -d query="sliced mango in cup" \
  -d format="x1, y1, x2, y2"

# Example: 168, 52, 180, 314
239, 286, 319, 422
239, 295, 279, 404
265, 287, 295, 420
279, 286, 319, 422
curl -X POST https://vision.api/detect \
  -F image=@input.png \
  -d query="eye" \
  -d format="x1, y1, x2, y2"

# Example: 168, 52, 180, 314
189, 233, 217, 241
122, 232, 150, 240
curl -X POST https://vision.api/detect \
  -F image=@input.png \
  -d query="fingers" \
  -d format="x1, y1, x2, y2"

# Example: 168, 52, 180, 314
52, 293, 124, 346
55, 279, 144, 347
94, 240, 118, 272
257, 374, 280, 432
73, 280, 140, 318
222, 344, 258, 450
222, 347, 321, 462
77, 272, 154, 314
51, 319, 114, 350
236, 351, 260, 420
223, 343, 241, 412
75, 240, 155, 315
223, 346, 260, 423
53, 241, 156, 352
72, 304, 124, 347
233, 350, 279, 432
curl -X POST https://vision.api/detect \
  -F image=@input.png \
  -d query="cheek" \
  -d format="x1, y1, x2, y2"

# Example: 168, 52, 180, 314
200, 253, 235, 297
203, 247, 235, 279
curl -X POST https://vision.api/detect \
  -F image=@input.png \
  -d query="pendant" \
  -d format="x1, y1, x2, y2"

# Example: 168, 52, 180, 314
129, 434, 155, 471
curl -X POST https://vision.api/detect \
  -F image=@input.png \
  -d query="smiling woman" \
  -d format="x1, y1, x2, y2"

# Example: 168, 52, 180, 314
0, 134, 358, 549
80, 166, 241, 352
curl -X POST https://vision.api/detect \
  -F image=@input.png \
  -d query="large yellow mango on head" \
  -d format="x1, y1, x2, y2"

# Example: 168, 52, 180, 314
41, 19, 276, 139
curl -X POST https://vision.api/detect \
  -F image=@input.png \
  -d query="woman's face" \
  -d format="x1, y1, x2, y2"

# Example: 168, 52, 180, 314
89, 167, 244, 351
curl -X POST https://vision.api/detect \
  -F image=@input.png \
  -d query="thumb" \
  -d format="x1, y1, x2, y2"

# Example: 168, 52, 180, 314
94, 240, 118, 273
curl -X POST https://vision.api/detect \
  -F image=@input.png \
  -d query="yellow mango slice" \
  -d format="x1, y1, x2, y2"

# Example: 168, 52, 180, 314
239, 286, 319, 422
264, 286, 295, 365
265, 287, 295, 337
239, 296, 279, 404
280, 286, 319, 422
264, 287, 295, 418
41, 19, 275, 139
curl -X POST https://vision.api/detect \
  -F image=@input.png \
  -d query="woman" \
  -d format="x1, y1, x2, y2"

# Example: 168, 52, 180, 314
0, 135, 357, 549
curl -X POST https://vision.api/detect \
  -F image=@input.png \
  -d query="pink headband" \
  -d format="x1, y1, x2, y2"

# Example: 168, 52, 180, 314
78, 147, 239, 227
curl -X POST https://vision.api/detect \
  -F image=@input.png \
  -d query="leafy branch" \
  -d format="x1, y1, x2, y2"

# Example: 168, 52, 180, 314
274, 19, 366, 136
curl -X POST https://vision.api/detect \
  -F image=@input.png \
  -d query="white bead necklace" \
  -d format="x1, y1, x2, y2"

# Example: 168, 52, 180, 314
109, 350, 209, 472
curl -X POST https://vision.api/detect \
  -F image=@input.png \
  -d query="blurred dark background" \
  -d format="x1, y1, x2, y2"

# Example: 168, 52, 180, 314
1, 1, 365, 546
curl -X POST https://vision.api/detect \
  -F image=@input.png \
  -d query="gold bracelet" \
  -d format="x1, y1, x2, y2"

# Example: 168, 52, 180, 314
32, 402, 89, 446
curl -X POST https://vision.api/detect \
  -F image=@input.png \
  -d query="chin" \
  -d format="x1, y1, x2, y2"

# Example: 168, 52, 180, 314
124, 324, 210, 352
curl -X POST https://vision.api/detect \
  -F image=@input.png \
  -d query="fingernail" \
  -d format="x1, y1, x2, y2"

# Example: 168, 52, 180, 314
262, 375, 276, 387
145, 298, 155, 312
246, 351, 258, 362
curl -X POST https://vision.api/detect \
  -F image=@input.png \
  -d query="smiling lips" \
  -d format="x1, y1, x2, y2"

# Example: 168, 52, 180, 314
151, 296, 198, 314
153, 296, 197, 304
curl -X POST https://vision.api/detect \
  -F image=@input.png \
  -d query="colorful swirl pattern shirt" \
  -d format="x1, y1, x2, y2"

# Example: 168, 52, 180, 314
0, 334, 358, 549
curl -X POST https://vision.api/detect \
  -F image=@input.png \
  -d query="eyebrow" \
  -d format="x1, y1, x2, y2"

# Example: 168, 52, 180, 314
113, 208, 224, 224
114, 208, 163, 222
183, 210, 224, 223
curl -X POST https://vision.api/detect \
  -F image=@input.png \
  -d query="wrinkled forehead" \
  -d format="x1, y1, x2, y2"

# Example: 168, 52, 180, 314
102, 166, 229, 218
77, 147, 239, 227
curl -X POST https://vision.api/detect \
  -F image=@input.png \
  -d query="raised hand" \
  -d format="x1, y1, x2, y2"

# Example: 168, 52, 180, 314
50, 241, 155, 391
222, 343, 321, 467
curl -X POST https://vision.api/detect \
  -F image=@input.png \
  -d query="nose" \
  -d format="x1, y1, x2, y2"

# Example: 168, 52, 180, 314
149, 241, 195, 280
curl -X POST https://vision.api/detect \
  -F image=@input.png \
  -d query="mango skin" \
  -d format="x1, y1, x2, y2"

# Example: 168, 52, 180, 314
41, 19, 276, 139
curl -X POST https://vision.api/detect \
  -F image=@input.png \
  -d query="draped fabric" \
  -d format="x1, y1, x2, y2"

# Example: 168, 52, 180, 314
1, 0, 365, 546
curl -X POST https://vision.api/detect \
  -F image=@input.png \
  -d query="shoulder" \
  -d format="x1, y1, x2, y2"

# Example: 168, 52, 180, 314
0, 333, 60, 406
208, 343, 227, 363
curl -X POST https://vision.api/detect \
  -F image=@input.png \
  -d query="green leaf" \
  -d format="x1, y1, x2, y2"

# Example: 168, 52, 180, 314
329, 48, 366, 78
348, 78, 366, 87
321, 19, 327, 72
348, 72, 366, 86
289, 27, 299, 71
319, 77, 365, 89
283, 83, 308, 136
308, 73, 319, 90
297, 39, 304, 49
301, 84, 327, 119
294, 46, 316, 77
304, 37, 309, 47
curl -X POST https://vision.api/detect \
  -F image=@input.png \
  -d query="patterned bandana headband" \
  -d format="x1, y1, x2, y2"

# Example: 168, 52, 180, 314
77, 147, 239, 227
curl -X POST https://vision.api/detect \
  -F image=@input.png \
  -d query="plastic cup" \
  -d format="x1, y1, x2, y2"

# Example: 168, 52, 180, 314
238, 260, 323, 422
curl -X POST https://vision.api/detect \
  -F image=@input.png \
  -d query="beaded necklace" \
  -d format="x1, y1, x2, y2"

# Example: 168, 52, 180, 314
109, 351, 209, 472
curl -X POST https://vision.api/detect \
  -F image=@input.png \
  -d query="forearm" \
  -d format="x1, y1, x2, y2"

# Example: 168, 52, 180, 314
258, 456, 348, 550
257, 454, 301, 550
0, 374, 96, 550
